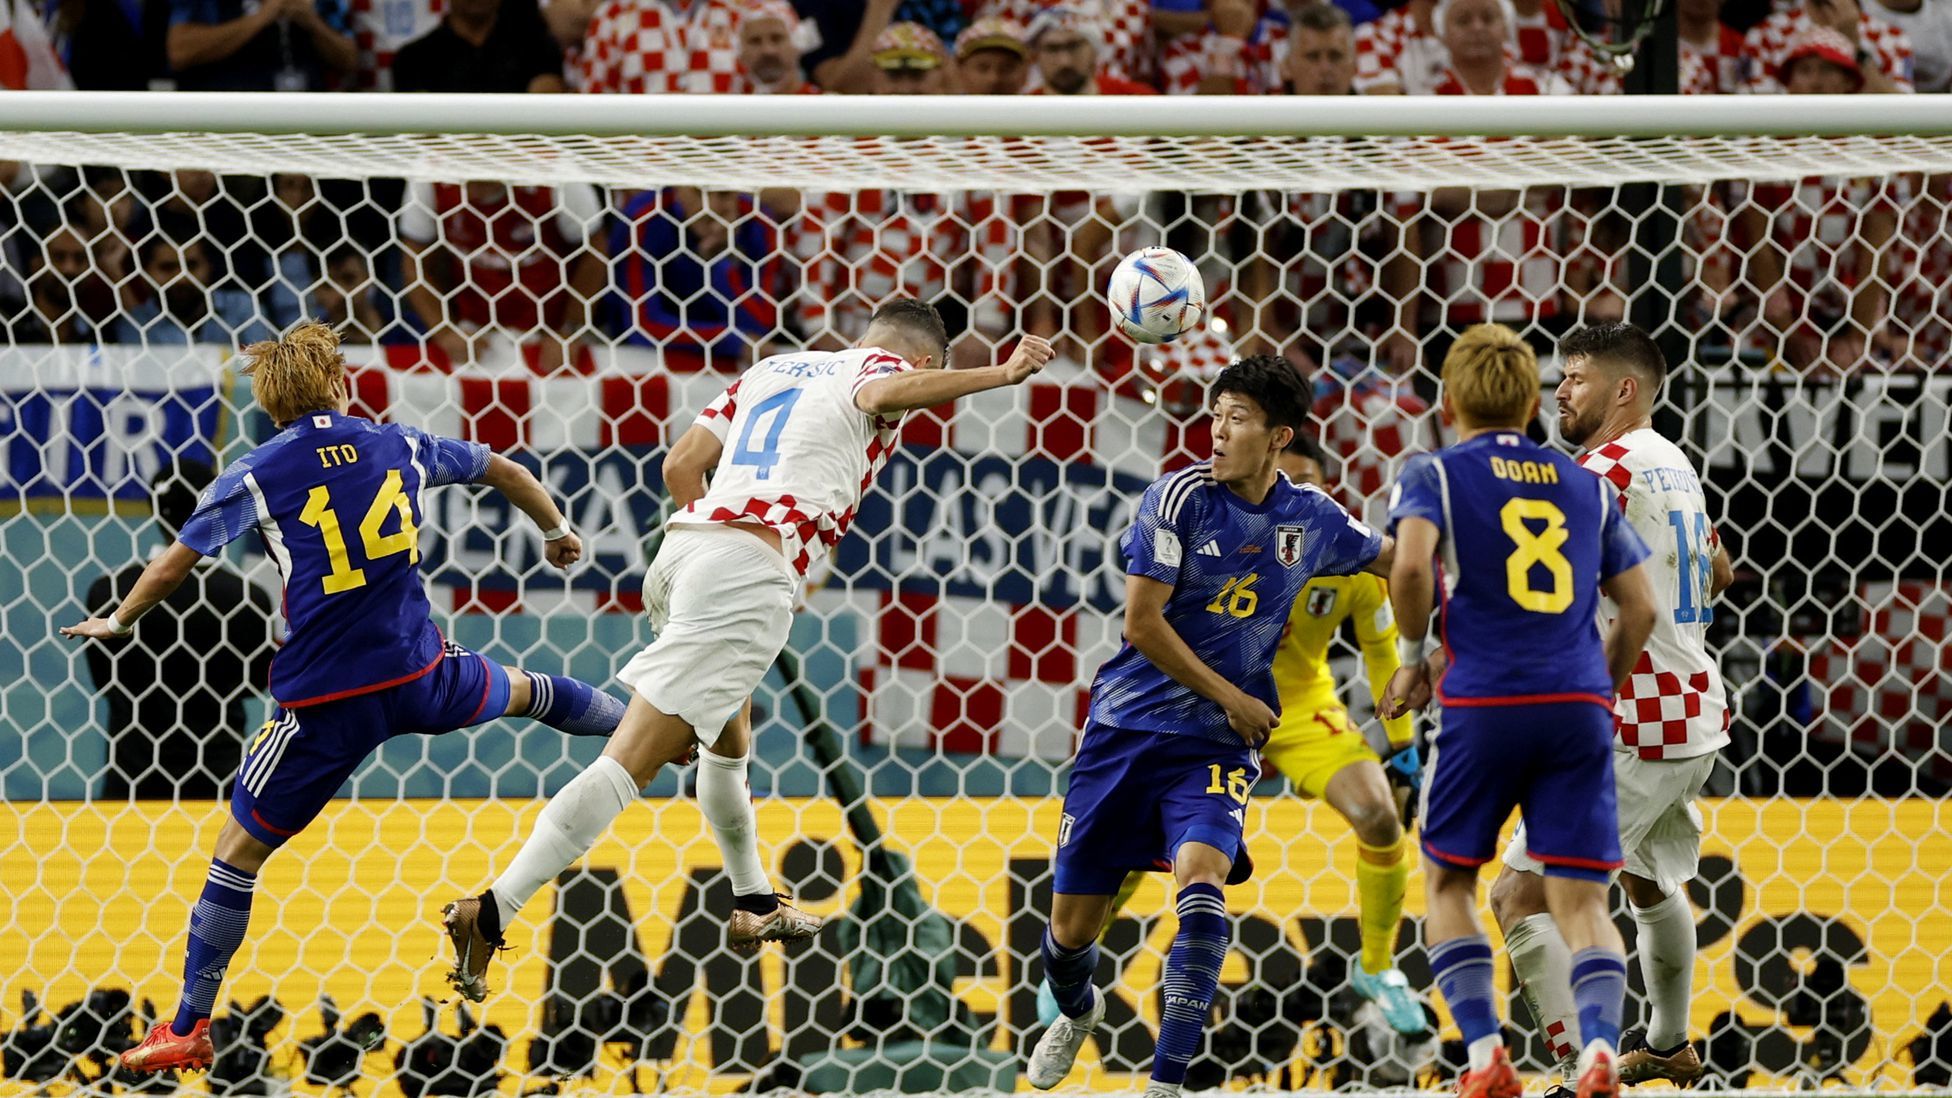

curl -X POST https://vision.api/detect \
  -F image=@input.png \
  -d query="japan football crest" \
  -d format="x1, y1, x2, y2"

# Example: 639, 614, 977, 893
1276, 525, 1306, 568
1306, 586, 1338, 618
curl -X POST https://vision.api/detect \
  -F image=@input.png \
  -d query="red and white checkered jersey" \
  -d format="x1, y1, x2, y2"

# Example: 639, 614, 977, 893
1354, 6, 1448, 93
1741, 5, 1913, 91
579, 0, 743, 95
1580, 428, 1729, 760
1680, 23, 1745, 93
672, 347, 913, 576
1158, 18, 1286, 94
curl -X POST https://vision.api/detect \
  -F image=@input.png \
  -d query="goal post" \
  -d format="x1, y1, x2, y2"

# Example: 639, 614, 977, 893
0, 95, 1949, 1095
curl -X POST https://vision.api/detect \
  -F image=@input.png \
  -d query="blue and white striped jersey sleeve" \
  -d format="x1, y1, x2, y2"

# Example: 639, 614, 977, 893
1120, 471, 1202, 587
398, 424, 491, 487
177, 463, 259, 555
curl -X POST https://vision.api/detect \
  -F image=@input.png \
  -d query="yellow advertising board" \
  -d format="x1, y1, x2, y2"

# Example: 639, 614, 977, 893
1, 797, 1947, 1095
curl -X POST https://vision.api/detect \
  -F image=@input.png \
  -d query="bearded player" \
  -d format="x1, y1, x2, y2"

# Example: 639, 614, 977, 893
59, 322, 630, 1074
442, 302, 1055, 998
1486, 323, 1733, 1092
1027, 356, 1396, 1098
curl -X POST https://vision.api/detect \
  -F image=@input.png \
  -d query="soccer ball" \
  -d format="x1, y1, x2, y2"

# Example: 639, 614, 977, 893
1107, 246, 1205, 345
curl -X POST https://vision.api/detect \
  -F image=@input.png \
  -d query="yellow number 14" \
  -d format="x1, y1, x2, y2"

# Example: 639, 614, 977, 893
298, 469, 420, 595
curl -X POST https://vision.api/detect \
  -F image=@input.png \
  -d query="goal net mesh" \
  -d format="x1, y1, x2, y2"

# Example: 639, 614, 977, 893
0, 120, 1948, 1096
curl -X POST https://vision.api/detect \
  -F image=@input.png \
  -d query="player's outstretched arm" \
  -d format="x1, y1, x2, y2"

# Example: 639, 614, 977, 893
1123, 574, 1279, 747
854, 336, 1055, 416
1599, 562, 1658, 691
661, 424, 723, 511
1381, 516, 1440, 719
59, 542, 203, 641
478, 453, 582, 571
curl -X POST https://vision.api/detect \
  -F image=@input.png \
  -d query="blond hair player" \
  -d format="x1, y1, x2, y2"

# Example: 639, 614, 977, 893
443, 302, 1054, 998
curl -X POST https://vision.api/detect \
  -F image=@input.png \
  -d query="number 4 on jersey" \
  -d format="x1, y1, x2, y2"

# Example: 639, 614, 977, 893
731, 389, 803, 481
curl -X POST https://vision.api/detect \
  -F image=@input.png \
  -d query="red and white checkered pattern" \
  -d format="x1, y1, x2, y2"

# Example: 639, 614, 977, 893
1681, 23, 1746, 94
1732, 174, 1906, 336
1742, 5, 1914, 91
1580, 429, 1730, 760
347, 0, 445, 90
579, 0, 744, 95
979, 0, 1155, 83
1354, 5, 1447, 93
1892, 173, 1952, 368
1804, 581, 1952, 780
1158, 18, 1285, 95
787, 190, 1016, 345
1403, 120, 1567, 327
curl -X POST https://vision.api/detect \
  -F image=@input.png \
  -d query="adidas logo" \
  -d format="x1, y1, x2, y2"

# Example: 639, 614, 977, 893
1197, 541, 1222, 557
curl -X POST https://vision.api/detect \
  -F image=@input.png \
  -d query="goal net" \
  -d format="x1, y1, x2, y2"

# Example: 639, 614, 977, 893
1, 94, 1949, 1095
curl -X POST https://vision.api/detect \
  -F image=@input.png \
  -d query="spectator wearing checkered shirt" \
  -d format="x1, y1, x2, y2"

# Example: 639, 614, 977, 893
1742, 0, 1912, 91
1388, 0, 1568, 379
1019, 6, 1151, 364
1675, 0, 1744, 93
734, 0, 815, 91
345, 0, 440, 89
609, 188, 782, 373
168, 0, 356, 90
955, 14, 1029, 94
1236, 3, 1423, 373
1157, 0, 1289, 94
1352, 0, 1442, 92
578, 0, 743, 94
391, 0, 564, 91
1869, 0, 1952, 89
1731, 28, 1904, 373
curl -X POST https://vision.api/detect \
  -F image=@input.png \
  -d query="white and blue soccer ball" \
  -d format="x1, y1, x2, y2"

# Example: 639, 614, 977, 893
1107, 246, 1205, 345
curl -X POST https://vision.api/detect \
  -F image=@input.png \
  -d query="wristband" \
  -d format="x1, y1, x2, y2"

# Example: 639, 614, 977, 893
1397, 636, 1423, 667
539, 522, 572, 541
107, 610, 134, 636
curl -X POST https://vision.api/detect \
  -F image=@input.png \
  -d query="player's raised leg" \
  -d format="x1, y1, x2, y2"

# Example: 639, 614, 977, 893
1320, 758, 1423, 1032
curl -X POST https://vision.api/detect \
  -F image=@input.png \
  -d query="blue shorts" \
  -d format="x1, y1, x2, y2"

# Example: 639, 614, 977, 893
1420, 700, 1622, 881
231, 641, 510, 846
1052, 723, 1255, 895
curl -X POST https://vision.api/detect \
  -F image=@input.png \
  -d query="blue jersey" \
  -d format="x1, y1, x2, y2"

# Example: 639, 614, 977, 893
178, 412, 491, 707
1388, 430, 1649, 706
1089, 462, 1385, 743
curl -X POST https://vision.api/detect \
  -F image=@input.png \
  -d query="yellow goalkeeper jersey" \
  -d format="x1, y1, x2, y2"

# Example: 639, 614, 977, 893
1271, 573, 1414, 749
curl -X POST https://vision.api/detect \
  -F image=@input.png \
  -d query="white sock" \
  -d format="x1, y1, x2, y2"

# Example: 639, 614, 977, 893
1468, 1034, 1505, 1072
696, 748, 770, 898
1506, 911, 1580, 1076
489, 756, 640, 921
1630, 889, 1697, 1051
1579, 1037, 1618, 1073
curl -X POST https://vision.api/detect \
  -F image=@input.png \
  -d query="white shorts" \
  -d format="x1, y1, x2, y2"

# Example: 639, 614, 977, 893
617, 526, 795, 745
1502, 751, 1716, 895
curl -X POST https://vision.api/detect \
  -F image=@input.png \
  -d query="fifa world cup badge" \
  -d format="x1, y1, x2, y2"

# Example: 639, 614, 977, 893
1276, 526, 1306, 568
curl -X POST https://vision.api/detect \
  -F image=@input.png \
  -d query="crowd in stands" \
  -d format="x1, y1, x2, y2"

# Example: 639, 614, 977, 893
2, 0, 1951, 377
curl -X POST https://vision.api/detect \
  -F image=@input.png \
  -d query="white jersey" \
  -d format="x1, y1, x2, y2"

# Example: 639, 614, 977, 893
670, 346, 912, 576
1580, 428, 1730, 760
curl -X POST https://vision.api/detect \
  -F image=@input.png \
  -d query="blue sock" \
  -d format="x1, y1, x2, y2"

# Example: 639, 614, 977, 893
1429, 935, 1501, 1046
174, 859, 257, 1034
1041, 927, 1099, 1019
520, 672, 625, 737
1570, 947, 1628, 1050
1151, 882, 1230, 1086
